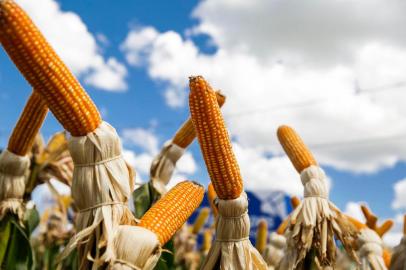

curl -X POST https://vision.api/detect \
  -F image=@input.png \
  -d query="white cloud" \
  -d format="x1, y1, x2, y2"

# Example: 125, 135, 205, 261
392, 178, 406, 209
233, 143, 302, 195
121, 128, 198, 187
121, 128, 159, 154
16, 0, 127, 91
121, 0, 406, 174
383, 214, 404, 247
344, 201, 367, 222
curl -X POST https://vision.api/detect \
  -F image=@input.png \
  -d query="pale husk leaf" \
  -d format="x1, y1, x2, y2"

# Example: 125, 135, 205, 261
263, 232, 286, 270
357, 228, 387, 270
0, 149, 29, 220
201, 192, 268, 270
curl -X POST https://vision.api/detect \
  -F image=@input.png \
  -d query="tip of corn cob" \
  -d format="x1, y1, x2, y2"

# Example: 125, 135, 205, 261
256, 218, 268, 254
346, 215, 367, 231
290, 196, 301, 209
138, 180, 204, 245
376, 220, 394, 237
277, 125, 318, 173
192, 207, 210, 234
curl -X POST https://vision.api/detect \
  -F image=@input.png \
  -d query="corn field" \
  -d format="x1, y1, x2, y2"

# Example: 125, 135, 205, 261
0, 0, 405, 269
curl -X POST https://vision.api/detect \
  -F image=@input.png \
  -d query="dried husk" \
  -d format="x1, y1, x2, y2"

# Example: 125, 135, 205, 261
149, 140, 184, 194
110, 225, 161, 270
278, 166, 358, 269
263, 232, 286, 270
390, 236, 406, 270
357, 228, 387, 270
0, 149, 29, 221
201, 192, 268, 270
59, 122, 136, 269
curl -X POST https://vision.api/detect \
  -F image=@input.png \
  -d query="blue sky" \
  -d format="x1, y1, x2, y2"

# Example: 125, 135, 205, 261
1, 0, 406, 245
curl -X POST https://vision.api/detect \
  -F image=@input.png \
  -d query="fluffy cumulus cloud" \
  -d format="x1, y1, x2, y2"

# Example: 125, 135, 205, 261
121, 128, 197, 186
16, 0, 127, 91
344, 201, 367, 222
392, 178, 406, 209
121, 0, 406, 181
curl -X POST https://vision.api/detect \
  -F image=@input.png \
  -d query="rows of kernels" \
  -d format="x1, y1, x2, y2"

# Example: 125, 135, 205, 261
138, 181, 204, 245
0, 0, 101, 135
189, 76, 243, 200
277, 125, 317, 173
8, 91, 48, 155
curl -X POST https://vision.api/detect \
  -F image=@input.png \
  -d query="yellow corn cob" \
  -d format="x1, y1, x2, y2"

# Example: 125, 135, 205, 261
277, 125, 318, 173
256, 219, 268, 254
189, 76, 243, 199
173, 91, 226, 148
201, 229, 213, 253
404, 215, 406, 235
376, 220, 394, 237
138, 181, 204, 245
361, 205, 378, 230
0, 0, 101, 136
290, 196, 301, 209
276, 217, 289, 235
207, 183, 218, 217
383, 249, 391, 268
7, 91, 48, 156
192, 207, 210, 234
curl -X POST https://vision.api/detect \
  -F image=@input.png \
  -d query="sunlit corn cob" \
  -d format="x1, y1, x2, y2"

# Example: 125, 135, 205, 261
192, 207, 210, 234
201, 229, 213, 253
404, 215, 406, 235
256, 219, 268, 254
189, 76, 243, 199
361, 205, 378, 230
290, 196, 301, 209
138, 181, 204, 245
361, 205, 393, 237
0, 0, 101, 136
7, 91, 48, 156
277, 125, 317, 173
207, 183, 218, 217
173, 91, 226, 148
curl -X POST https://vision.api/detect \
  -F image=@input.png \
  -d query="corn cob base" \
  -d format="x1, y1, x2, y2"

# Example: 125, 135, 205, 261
201, 192, 267, 270
59, 122, 136, 269
357, 228, 387, 270
278, 166, 358, 269
263, 232, 286, 269
150, 140, 185, 194
110, 225, 161, 270
0, 149, 30, 220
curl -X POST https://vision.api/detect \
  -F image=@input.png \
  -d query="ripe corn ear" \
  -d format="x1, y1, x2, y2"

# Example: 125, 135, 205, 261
192, 207, 210, 234
0, 0, 101, 136
173, 91, 226, 148
139, 181, 204, 245
277, 125, 317, 173
8, 91, 48, 156
255, 219, 268, 254
189, 76, 243, 199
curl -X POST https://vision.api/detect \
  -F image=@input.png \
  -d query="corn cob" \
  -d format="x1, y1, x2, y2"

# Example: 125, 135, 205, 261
189, 76, 243, 199
192, 207, 210, 234
173, 91, 226, 148
201, 229, 213, 253
7, 91, 48, 156
382, 249, 391, 268
256, 219, 268, 254
290, 196, 301, 209
376, 220, 394, 237
361, 205, 378, 230
277, 125, 317, 173
404, 215, 406, 235
138, 181, 204, 245
0, 0, 101, 136
207, 183, 218, 217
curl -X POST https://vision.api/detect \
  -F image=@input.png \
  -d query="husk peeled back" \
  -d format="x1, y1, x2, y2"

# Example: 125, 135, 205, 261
0, 149, 29, 221
262, 232, 286, 270
278, 166, 358, 269
149, 140, 184, 194
389, 236, 406, 270
110, 225, 161, 270
59, 122, 136, 269
357, 228, 387, 270
201, 192, 268, 270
